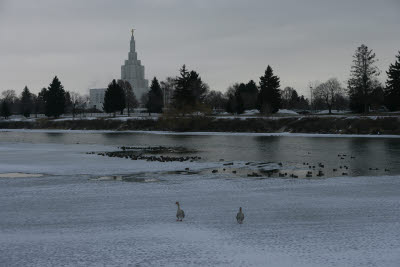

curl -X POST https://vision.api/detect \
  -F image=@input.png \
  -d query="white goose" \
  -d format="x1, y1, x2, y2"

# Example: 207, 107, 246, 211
175, 201, 185, 221
236, 207, 244, 224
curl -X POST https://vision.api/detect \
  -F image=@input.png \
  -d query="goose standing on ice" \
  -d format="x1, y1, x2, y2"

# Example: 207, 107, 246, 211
175, 201, 185, 221
236, 207, 244, 224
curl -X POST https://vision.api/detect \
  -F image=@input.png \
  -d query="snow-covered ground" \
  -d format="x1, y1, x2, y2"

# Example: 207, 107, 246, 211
1, 141, 400, 266
277, 109, 299, 115
317, 109, 350, 114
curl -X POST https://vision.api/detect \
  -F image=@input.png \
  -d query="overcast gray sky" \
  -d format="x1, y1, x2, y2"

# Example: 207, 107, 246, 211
0, 0, 399, 97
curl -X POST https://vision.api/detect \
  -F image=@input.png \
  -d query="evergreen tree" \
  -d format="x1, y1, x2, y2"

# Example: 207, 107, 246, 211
146, 77, 164, 113
225, 83, 245, 114
118, 80, 138, 116
44, 76, 66, 118
35, 88, 47, 116
173, 65, 191, 110
20, 86, 33, 117
103, 79, 126, 116
348, 44, 380, 113
298, 95, 310, 110
1, 100, 11, 119
226, 93, 236, 114
172, 65, 208, 113
225, 84, 238, 114
257, 65, 281, 113
235, 87, 245, 114
187, 70, 208, 104
239, 80, 258, 110
384, 51, 400, 111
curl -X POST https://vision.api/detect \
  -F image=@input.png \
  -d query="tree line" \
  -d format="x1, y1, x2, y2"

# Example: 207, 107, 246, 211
1, 76, 89, 119
2, 44, 400, 119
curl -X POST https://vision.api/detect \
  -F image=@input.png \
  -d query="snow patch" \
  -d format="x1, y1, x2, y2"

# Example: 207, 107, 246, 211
0, 172, 44, 178
278, 109, 299, 115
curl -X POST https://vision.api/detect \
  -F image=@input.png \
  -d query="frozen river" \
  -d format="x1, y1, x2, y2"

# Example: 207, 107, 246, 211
1, 130, 400, 266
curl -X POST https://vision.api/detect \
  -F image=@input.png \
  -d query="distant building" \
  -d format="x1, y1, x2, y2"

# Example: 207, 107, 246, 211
89, 30, 149, 112
89, 88, 106, 111
121, 30, 149, 102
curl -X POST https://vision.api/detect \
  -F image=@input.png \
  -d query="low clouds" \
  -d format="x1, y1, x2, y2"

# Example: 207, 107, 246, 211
0, 0, 399, 96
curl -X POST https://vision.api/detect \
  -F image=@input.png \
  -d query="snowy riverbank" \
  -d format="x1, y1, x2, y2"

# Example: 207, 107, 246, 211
1, 115, 400, 135
2, 128, 400, 138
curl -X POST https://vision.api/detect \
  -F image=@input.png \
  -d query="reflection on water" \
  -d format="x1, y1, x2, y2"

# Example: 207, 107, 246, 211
1, 131, 400, 177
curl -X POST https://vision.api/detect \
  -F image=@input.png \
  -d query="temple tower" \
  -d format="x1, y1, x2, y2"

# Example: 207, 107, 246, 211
121, 30, 149, 102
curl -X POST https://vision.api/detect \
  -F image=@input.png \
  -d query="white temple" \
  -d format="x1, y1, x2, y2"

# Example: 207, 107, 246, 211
121, 30, 149, 102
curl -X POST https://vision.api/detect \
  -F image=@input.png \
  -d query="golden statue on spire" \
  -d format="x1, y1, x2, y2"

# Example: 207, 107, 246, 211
131, 29, 135, 36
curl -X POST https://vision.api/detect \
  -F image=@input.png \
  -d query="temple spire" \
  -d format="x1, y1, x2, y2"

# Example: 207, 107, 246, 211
121, 29, 149, 103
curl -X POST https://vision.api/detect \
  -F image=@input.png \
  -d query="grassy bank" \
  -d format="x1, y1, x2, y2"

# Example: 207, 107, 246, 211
1, 116, 400, 135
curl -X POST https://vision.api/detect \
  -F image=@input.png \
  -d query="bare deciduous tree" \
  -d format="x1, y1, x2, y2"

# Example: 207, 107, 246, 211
160, 77, 176, 108
314, 78, 343, 114
70, 92, 86, 118
1, 89, 17, 103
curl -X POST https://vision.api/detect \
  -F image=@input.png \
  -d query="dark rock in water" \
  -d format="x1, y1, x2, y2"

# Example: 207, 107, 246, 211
212, 170, 218, 173
247, 172, 261, 177
232, 170, 237, 174
306, 174, 312, 178
278, 162, 283, 166
342, 172, 348, 175
333, 168, 337, 172
223, 162, 234, 166
185, 168, 189, 171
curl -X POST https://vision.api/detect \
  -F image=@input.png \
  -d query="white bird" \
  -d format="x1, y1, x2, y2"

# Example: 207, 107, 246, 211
176, 201, 185, 221
236, 207, 244, 224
